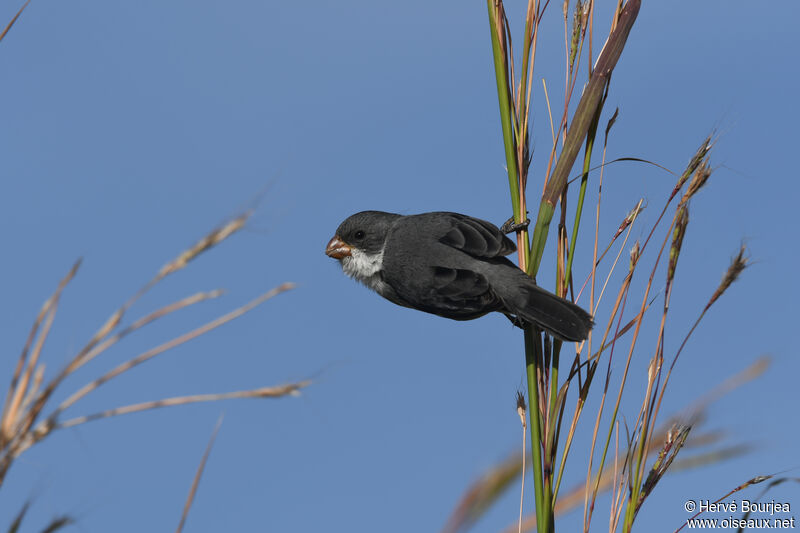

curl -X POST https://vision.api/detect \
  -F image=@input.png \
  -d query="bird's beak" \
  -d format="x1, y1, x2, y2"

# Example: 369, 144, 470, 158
325, 235, 352, 259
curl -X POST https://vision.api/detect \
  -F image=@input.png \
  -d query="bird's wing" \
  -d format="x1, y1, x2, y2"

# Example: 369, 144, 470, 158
435, 213, 517, 259
431, 266, 490, 298
380, 213, 513, 320
393, 265, 499, 320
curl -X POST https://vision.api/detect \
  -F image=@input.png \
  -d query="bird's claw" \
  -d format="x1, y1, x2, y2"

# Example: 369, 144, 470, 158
500, 216, 530, 234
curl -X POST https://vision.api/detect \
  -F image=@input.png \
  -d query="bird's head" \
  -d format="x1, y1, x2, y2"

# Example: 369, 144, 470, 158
325, 211, 400, 259
325, 211, 401, 283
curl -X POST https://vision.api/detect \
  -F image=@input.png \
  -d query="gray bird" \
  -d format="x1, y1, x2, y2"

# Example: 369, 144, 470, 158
325, 211, 593, 341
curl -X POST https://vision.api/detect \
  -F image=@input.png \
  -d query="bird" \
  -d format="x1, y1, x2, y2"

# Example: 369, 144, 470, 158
325, 211, 593, 341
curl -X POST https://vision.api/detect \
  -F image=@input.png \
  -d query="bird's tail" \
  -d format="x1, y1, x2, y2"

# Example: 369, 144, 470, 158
493, 265, 593, 341
515, 284, 593, 341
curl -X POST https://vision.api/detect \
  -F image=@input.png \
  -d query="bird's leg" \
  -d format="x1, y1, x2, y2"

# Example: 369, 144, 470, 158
500, 215, 530, 234
503, 312, 527, 329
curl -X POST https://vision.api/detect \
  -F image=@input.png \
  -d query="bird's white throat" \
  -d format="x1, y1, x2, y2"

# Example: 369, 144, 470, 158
341, 248, 388, 294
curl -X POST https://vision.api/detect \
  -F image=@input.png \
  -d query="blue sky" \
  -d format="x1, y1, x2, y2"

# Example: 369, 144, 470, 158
1, 1, 798, 531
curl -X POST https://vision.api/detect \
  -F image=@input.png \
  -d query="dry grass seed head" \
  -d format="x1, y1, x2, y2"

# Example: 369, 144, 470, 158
158, 213, 249, 278
708, 245, 748, 308
668, 203, 690, 285
683, 159, 712, 202
673, 136, 712, 197
629, 241, 640, 270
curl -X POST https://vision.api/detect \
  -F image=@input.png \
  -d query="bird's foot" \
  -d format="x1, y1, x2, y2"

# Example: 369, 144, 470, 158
500, 216, 530, 234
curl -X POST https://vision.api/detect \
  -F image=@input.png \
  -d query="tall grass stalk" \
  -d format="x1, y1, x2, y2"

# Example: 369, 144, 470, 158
482, 1, 750, 532
0, 6, 310, 528
0, 213, 307, 495
487, 1, 639, 531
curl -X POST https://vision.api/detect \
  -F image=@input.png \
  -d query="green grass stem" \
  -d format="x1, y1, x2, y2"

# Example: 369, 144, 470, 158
525, 327, 550, 533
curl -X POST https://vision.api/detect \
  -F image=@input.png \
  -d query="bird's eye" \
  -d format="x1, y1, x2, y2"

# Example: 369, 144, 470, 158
354, 230, 365, 240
